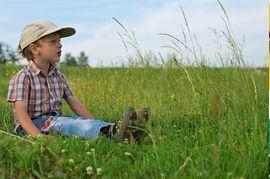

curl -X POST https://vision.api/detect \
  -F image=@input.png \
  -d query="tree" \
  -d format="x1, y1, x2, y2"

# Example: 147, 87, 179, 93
0, 43, 7, 64
61, 53, 77, 66
77, 51, 89, 66
0, 42, 19, 64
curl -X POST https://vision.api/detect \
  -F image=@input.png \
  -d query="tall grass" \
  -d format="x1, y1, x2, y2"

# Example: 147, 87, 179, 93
0, 1, 267, 178
0, 65, 267, 178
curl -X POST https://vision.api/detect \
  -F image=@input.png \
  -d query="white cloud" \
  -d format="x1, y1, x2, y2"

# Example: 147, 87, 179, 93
63, 22, 128, 66
54, 1, 268, 67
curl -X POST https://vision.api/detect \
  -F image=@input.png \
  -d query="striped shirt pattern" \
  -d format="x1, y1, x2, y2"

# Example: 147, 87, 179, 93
7, 61, 73, 130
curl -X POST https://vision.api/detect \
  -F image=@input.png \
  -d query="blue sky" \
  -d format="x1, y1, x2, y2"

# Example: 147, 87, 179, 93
0, 0, 266, 66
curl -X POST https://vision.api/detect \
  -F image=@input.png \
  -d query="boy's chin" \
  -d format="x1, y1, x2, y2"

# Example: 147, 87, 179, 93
51, 58, 60, 62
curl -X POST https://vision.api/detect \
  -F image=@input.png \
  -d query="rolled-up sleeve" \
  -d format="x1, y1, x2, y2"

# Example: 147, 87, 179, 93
7, 73, 30, 102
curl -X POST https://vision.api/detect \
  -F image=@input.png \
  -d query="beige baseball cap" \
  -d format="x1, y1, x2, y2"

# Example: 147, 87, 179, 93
19, 20, 76, 50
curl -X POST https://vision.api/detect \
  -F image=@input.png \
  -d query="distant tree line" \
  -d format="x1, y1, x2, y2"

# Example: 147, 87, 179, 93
60, 52, 89, 67
0, 42, 89, 66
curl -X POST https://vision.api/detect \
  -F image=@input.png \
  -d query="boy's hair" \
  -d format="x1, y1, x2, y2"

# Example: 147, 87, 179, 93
18, 40, 42, 61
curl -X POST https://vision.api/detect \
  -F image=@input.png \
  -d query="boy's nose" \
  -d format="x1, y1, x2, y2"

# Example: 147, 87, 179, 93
59, 43, 62, 48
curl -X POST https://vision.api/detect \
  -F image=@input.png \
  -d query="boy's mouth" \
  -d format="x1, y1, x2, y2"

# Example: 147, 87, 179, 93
58, 51, 61, 57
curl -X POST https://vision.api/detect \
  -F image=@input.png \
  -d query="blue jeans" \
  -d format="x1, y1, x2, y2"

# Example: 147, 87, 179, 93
16, 114, 114, 139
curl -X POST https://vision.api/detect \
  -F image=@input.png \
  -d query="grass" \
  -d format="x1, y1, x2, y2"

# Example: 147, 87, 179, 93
0, 1, 267, 177
0, 64, 267, 178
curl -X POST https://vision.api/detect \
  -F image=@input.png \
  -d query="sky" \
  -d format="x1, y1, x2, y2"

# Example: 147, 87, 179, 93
0, 0, 266, 67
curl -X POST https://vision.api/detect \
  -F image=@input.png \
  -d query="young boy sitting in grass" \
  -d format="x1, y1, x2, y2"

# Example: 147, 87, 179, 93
7, 20, 149, 143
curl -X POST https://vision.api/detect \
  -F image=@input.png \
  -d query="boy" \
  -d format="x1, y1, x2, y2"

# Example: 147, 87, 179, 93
7, 20, 149, 142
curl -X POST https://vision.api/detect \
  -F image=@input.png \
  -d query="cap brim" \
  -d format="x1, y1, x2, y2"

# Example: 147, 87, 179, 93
40, 27, 76, 39
59, 27, 76, 38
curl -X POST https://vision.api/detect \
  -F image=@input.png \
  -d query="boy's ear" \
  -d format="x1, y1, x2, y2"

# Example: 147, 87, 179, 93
28, 44, 39, 55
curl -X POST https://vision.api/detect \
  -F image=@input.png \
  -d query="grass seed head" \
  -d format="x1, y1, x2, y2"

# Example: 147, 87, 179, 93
69, 159, 74, 164
96, 168, 102, 175
86, 166, 93, 175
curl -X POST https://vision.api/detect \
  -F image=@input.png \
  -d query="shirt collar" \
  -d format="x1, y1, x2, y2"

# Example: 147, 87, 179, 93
28, 60, 57, 76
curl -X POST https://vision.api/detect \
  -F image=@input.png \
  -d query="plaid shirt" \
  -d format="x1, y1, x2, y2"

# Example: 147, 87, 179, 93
7, 61, 73, 131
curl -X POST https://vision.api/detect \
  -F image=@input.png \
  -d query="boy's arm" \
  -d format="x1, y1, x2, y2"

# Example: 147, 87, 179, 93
65, 96, 95, 119
14, 101, 43, 137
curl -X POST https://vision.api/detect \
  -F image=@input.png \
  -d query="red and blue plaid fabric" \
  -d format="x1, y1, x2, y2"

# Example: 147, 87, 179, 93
7, 61, 73, 131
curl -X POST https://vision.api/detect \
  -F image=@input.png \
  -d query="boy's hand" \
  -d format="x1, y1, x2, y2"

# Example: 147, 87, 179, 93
43, 134, 53, 140
33, 134, 53, 142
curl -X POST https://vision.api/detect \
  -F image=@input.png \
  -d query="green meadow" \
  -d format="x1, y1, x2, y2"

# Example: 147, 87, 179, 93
0, 1, 267, 177
0, 64, 267, 178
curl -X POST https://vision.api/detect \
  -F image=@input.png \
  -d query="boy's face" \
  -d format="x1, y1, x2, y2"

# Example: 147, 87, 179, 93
35, 33, 62, 63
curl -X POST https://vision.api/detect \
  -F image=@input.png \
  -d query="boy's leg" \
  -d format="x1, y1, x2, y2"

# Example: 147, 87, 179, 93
48, 106, 137, 142
48, 116, 114, 139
